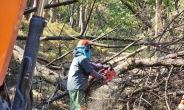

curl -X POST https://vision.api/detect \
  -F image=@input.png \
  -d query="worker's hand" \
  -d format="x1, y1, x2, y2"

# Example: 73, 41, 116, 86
102, 75, 107, 84
102, 75, 106, 80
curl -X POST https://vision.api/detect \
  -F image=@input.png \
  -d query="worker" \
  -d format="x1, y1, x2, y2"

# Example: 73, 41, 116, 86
67, 39, 106, 110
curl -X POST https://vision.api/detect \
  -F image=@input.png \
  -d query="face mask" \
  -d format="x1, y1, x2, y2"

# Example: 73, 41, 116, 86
77, 45, 91, 60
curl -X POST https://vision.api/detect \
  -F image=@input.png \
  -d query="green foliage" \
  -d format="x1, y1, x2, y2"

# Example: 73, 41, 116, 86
40, 23, 79, 60
18, 0, 184, 61
147, 0, 155, 5
56, 6, 70, 22
43, 22, 80, 36
19, 19, 79, 61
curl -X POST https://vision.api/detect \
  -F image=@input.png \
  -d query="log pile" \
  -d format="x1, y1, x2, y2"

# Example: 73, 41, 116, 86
7, 44, 184, 109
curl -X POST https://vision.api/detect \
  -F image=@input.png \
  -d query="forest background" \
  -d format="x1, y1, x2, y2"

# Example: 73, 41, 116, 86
6, 0, 184, 110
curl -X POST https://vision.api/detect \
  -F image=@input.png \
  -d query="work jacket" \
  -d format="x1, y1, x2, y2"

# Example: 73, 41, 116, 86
67, 50, 94, 90
67, 49, 103, 91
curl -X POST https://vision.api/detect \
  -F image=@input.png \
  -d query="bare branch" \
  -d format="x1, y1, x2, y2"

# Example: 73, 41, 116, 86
115, 50, 184, 75
101, 39, 141, 64
24, 0, 78, 15
164, 65, 173, 110
111, 46, 147, 65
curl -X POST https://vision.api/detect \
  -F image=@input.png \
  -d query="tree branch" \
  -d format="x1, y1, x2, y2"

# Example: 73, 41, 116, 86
101, 39, 140, 64
17, 35, 135, 42
24, 0, 78, 15
120, 0, 152, 28
115, 50, 184, 76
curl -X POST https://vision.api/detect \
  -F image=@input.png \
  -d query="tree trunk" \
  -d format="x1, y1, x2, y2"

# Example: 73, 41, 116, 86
83, 4, 90, 36
25, 0, 35, 21
74, 5, 79, 29
44, 0, 49, 21
155, 0, 162, 37
79, 5, 85, 35
49, 0, 57, 23
69, 4, 75, 28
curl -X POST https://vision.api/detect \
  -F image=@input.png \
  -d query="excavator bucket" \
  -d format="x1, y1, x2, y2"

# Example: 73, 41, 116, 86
0, 0, 27, 86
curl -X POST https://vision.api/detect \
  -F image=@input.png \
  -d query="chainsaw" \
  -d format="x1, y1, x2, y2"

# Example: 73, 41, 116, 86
102, 63, 116, 84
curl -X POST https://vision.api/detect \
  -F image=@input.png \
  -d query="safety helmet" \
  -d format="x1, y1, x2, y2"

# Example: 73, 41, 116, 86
77, 39, 90, 47
77, 40, 91, 60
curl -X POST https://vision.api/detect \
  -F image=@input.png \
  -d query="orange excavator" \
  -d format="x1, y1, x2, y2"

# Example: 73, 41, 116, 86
0, 0, 46, 109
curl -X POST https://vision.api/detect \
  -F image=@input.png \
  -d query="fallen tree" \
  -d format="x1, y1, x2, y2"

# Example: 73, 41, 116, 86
10, 43, 184, 109
13, 45, 67, 91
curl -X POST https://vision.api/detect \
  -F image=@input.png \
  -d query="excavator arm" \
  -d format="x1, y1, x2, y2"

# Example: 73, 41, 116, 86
0, 0, 46, 109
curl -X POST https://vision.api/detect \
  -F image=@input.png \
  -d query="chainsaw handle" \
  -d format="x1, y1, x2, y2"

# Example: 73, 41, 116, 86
104, 63, 113, 71
101, 62, 112, 68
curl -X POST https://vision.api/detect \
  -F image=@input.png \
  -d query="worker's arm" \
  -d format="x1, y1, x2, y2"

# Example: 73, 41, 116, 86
80, 58, 106, 80
90, 70, 106, 80
90, 62, 103, 70
90, 62, 108, 71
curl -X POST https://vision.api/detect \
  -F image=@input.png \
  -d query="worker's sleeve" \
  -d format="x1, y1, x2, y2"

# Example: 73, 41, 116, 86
79, 58, 94, 74
90, 62, 103, 71
90, 70, 105, 80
